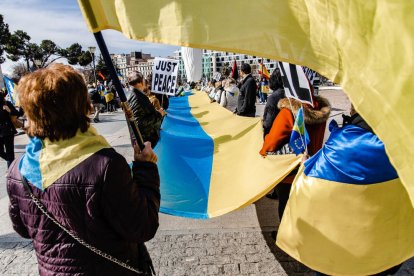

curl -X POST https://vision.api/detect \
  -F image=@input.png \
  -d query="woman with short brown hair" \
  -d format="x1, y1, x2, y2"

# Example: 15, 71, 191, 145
7, 64, 160, 275
18, 63, 91, 141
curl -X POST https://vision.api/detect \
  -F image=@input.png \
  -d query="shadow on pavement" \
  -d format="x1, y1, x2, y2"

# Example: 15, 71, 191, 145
254, 197, 312, 275
93, 119, 126, 123
0, 233, 31, 247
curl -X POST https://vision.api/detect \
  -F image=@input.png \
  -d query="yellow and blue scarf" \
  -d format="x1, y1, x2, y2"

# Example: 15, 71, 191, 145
19, 127, 111, 190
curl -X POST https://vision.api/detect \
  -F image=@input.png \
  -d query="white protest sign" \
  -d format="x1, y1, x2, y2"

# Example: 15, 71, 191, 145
152, 58, 179, 95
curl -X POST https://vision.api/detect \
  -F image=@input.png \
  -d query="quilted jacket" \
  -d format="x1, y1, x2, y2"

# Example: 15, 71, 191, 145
7, 148, 160, 275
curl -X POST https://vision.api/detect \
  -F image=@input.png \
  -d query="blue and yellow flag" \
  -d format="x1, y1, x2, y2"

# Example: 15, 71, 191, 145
154, 91, 301, 219
104, 91, 114, 103
3, 76, 18, 106
77, 0, 414, 206
277, 121, 414, 275
289, 107, 309, 155
19, 127, 111, 190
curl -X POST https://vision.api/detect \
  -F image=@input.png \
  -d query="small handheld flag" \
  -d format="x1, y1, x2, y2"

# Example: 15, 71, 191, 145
3, 76, 17, 105
289, 107, 310, 155
97, 71, 106, 80
258, 62, 270, 80
231, 60, 239, 80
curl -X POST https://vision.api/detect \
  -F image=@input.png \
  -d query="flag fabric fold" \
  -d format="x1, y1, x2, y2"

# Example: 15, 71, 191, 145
277, 122, 414, 275
77, 0, 414, 205
154, 91, 301, 218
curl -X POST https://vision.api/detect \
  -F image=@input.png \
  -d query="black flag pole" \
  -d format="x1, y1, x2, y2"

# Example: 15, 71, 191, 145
93, 31, 145, 150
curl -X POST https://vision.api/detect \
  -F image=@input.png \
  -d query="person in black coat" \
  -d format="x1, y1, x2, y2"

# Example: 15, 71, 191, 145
146, 75, 169, 110
234, 63, 256, 117
262, 68, 286, 137
0, 92, 22, 167
127, 71, 164, 147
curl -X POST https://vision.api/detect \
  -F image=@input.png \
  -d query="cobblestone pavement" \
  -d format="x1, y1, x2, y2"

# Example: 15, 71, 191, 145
2, 231, 414, 276
1, 89, 414, 275
147, 231, 310, 276
0, 231, 312, 276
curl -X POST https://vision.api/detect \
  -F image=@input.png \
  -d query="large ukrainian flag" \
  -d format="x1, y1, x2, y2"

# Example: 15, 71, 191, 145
78, 0, 414, 206
277, 122, 414, 275
155, 92, 301, 219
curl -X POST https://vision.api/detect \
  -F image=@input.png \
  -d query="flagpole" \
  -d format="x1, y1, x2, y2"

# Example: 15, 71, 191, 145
93, 31, 145, 150
300, 102, 309, 155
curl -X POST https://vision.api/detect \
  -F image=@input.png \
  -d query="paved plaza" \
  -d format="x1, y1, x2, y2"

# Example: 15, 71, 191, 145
1, 89, 413, 275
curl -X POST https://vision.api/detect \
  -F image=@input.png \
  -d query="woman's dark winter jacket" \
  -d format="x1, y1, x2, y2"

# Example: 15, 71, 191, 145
262, 88, 285, 137
7, 148, 160, 276
155, 93, 169, 110
236, 74, 257, 117
128, 88, 163, 147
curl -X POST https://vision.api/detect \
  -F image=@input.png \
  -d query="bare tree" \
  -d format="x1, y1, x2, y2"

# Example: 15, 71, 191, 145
11, 62, 30, 83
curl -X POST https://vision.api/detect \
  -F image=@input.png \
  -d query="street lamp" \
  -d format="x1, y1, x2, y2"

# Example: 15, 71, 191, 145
88, 46, 97, 86
34, 58, 42, 69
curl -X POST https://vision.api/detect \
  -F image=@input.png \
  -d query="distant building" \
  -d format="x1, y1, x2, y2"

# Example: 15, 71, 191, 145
111, 51, 154, 83
111, 53, 130, 79
172, 49, 280, 82
111, 49, 281, 84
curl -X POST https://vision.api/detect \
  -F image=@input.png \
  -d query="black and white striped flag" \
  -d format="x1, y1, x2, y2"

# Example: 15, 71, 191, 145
278, 62, 313, 106
302, 67, 318, 85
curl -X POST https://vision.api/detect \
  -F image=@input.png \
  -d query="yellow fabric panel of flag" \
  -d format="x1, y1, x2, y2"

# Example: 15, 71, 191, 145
77, 0, 414, 206
188, 92, 301, 217
104, 92, 114, 103
277, 165, 414, 275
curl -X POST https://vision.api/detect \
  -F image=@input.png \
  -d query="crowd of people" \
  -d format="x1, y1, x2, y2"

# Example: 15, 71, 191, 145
3, 62, 409, 275
87, 81, 120, 123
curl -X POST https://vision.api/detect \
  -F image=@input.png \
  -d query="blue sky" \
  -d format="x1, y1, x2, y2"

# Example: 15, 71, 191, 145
0, 0, 179, 74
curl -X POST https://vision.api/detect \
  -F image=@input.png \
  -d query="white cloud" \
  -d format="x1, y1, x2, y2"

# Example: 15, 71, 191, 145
0, 0, 179, 74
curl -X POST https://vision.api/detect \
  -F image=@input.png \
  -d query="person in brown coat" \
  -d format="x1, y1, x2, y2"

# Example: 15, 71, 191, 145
7, 64, 160, 275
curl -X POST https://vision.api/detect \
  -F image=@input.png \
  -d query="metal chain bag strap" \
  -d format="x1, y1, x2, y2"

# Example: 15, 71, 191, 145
20, 175, 154, 275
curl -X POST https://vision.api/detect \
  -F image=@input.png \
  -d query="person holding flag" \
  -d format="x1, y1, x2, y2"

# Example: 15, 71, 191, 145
7, 64, 160, 275
259, 93, 331, 222
258, 61, 271, 104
